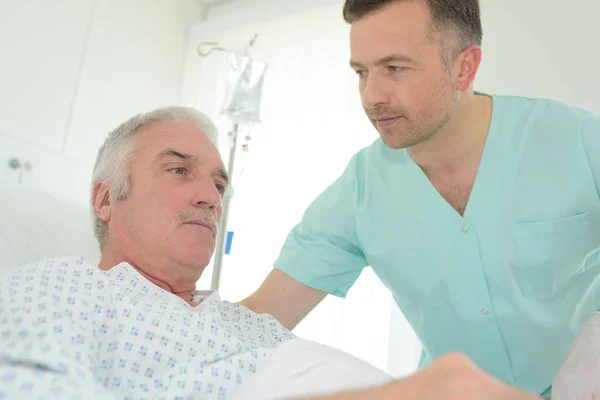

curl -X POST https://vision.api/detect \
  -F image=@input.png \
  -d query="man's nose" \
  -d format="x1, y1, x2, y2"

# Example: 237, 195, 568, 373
361, 73, 390, 109
192, 178, 222, 209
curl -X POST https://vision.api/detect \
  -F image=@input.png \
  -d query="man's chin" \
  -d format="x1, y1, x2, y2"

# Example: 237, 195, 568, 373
379, 128, 432, 150
176, 248, 212, 271
379, 133, 410, 150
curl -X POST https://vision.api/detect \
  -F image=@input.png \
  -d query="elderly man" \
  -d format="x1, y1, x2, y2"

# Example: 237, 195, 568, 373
0, 107, 540, 400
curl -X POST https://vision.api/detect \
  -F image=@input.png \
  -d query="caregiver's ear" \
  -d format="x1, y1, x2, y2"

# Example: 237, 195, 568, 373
92, 181, 112, 223
454, 45, 483, 91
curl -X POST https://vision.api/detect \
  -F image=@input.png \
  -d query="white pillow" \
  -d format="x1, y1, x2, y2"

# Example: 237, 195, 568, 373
0, 181, 100, 277
233, 339, 392, 400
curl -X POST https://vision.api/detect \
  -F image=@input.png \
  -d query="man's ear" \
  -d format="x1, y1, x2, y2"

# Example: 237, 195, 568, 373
454, 45, 483, 91
92, 181, 112, 224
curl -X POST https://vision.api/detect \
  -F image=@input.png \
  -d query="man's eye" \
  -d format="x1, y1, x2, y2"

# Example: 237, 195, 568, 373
169, 167, 187, 175
388, 66, 405, 73
355, 70, 366, 77
215, 184, 226, 195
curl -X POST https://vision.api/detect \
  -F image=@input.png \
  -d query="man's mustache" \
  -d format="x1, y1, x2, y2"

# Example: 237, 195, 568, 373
364, 106, 404, 120
175, 210, 218, 232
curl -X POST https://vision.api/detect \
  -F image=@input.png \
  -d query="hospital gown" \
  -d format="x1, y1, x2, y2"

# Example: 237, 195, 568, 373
0, 257, 296, 399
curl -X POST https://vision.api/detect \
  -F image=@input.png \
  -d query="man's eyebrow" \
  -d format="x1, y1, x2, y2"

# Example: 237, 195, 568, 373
350, 54, 415, 69
154, 148, 228, 183
153, 149, 198, 163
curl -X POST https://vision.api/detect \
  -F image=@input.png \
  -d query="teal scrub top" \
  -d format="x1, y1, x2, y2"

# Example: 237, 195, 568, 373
274, 94, 600, 396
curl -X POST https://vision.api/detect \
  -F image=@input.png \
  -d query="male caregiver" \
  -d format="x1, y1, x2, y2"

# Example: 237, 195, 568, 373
240, 0, 600, 398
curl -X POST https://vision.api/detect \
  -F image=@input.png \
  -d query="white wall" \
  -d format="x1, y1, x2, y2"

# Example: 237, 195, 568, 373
0, 0, 204, 202
477, 0, 600, 113
184, 0, 600, 378
0, 0, 94, 154
0, 134, 92, 205
205, 0, 273, 19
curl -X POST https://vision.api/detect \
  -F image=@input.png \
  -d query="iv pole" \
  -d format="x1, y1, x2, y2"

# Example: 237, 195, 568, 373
197, 35, 260, 292
210, 123, 239, 291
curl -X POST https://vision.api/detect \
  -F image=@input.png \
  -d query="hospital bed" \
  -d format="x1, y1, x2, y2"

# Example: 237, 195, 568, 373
0, 180, 100, 277
0, 180, 396, 400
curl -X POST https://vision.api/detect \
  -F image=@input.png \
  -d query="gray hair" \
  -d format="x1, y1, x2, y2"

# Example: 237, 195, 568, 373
91, 106, 219, 249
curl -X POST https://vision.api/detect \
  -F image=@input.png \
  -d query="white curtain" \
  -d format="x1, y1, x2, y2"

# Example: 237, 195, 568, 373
190, 2, 421, 375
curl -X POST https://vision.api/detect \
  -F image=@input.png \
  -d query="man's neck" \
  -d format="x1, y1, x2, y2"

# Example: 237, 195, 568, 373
408, 94, 493, 176
98, 249, 199, 306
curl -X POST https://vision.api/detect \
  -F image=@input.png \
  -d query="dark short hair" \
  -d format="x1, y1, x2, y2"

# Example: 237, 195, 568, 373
343, 0, 483, 67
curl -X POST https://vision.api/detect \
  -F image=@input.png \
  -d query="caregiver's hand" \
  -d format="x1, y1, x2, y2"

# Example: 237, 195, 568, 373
403, 353, 542, 400
552, 311, 600, 400
313, 353, 541, 400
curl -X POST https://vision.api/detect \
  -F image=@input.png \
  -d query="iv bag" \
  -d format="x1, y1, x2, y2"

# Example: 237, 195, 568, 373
220, 52, 267, 124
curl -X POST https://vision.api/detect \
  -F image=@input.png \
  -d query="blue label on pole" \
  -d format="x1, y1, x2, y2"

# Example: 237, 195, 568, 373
225, 231, 234, 255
